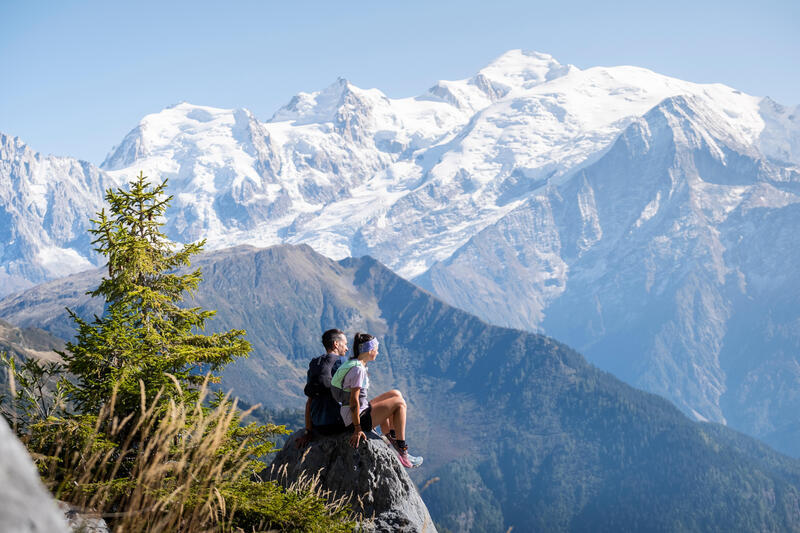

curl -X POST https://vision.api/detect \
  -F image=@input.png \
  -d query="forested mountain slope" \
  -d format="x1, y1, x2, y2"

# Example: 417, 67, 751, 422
2, 244, 799, 531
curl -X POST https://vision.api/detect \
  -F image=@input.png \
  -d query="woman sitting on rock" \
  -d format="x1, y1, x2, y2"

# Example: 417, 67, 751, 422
333, 332, 423, 468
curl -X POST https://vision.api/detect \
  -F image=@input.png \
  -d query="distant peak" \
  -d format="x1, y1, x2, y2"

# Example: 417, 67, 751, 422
0, 132, 32, 156
269, 77, 372, 124
474, 49, 577, 93
158, 101, 229, 114
491, 49, 558, 63
101, 103, 236, 170
320, 76, 356, 99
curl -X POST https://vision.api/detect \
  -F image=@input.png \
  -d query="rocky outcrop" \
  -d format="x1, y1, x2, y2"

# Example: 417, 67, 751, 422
267, 430, 436, 533
58, 502, 109, 533
0, 417, 69, 532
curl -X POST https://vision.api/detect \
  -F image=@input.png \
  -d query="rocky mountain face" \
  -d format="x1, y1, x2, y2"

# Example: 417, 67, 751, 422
2, 49, 799, 457
0, 133, 118, 295
267, 430, 436, 532
0, 318, 64, 362
417, 94, 800, 455
3, 243, 800, 531
0, 318, 65, 392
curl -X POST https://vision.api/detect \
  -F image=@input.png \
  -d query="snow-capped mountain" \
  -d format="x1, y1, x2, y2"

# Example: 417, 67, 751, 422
417, 93, 800, 437
0, 133, 119, 294
2, 49, 800, 454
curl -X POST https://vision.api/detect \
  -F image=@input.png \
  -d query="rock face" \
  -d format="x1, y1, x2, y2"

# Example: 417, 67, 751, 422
0, 417, 69, 533
58, 502, 109, 533
0, 132, 117, 296
267, 430, 436, 533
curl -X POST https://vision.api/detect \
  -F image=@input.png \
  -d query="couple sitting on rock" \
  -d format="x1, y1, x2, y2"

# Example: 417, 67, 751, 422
297, 328, 423, 468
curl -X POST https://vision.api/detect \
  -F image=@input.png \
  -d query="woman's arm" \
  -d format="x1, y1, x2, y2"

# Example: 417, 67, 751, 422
349, 386, 366, 447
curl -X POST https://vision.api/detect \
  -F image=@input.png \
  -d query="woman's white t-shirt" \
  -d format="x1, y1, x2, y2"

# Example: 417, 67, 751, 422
339, 362, 369, 426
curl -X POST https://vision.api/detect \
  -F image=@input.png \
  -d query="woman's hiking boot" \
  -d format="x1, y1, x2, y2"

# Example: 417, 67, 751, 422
402, 450, 424, 468
391, 439, 423, 468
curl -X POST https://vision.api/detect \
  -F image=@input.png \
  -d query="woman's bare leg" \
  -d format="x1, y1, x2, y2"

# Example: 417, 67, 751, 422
371, 389, 402, 403
368, 392, 407, 440
371, 390, 401, 434
391, 400, 406, 440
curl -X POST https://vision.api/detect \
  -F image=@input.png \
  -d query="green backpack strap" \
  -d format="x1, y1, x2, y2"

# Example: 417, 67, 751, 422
331, 359, 362, 403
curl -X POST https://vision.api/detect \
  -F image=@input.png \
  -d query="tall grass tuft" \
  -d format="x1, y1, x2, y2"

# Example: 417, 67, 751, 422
5, 370, 357, 532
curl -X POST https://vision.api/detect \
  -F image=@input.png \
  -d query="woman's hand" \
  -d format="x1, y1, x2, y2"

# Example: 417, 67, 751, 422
348, 387, 366, 447
350, 425, 366, 447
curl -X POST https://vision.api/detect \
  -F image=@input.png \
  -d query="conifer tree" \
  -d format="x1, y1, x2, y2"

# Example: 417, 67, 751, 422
61, 171, 251, 416
1, 173, 356, 531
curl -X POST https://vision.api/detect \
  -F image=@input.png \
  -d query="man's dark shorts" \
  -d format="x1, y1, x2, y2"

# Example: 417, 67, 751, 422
314, 422, 347, 435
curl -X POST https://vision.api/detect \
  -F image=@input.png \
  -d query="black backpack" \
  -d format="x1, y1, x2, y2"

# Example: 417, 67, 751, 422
304, 353, 342, 399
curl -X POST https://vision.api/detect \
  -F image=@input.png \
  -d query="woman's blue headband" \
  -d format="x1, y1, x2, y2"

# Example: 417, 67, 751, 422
358, 338, 379, 354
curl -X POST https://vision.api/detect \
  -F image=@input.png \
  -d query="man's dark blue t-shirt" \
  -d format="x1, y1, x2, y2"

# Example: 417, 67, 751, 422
304, 353, 346, 434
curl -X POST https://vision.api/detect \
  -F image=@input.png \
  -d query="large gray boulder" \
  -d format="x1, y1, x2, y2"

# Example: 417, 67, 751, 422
0, 417, 69, 533
267, 430, 437, 533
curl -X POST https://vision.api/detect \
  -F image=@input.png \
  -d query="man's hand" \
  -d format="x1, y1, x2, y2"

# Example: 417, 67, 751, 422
350, 427, 366, 448
295, 429, 313, 448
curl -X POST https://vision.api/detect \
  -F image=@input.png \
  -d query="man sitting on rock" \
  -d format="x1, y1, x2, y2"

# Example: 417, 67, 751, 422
296, 328, 348, 447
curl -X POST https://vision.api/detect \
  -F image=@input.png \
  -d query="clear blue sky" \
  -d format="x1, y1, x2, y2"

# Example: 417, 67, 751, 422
1, 0, 797, 164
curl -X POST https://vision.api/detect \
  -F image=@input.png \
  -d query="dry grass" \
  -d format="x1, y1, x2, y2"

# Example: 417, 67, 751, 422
265, 462, 357, 520
4, 367, 359, 532
39, 378, 252, 531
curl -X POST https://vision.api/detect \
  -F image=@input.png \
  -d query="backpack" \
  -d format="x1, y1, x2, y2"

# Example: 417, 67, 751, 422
330, 359, 364, 404
304, 353, 342, 399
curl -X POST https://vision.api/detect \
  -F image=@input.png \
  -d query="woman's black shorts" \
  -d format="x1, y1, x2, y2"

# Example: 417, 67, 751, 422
347, 403, 373, 431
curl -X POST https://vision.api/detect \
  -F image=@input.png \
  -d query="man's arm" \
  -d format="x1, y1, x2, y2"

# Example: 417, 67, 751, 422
295, 398, 313, 448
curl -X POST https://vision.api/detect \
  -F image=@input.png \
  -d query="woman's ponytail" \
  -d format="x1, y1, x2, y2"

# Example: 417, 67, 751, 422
350, 332, 362, 359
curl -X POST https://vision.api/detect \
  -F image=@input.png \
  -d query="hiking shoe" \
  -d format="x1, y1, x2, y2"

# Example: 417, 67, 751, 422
392, 440, 424, 468
404, 451, 423, 468
395, 449, 413, 468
